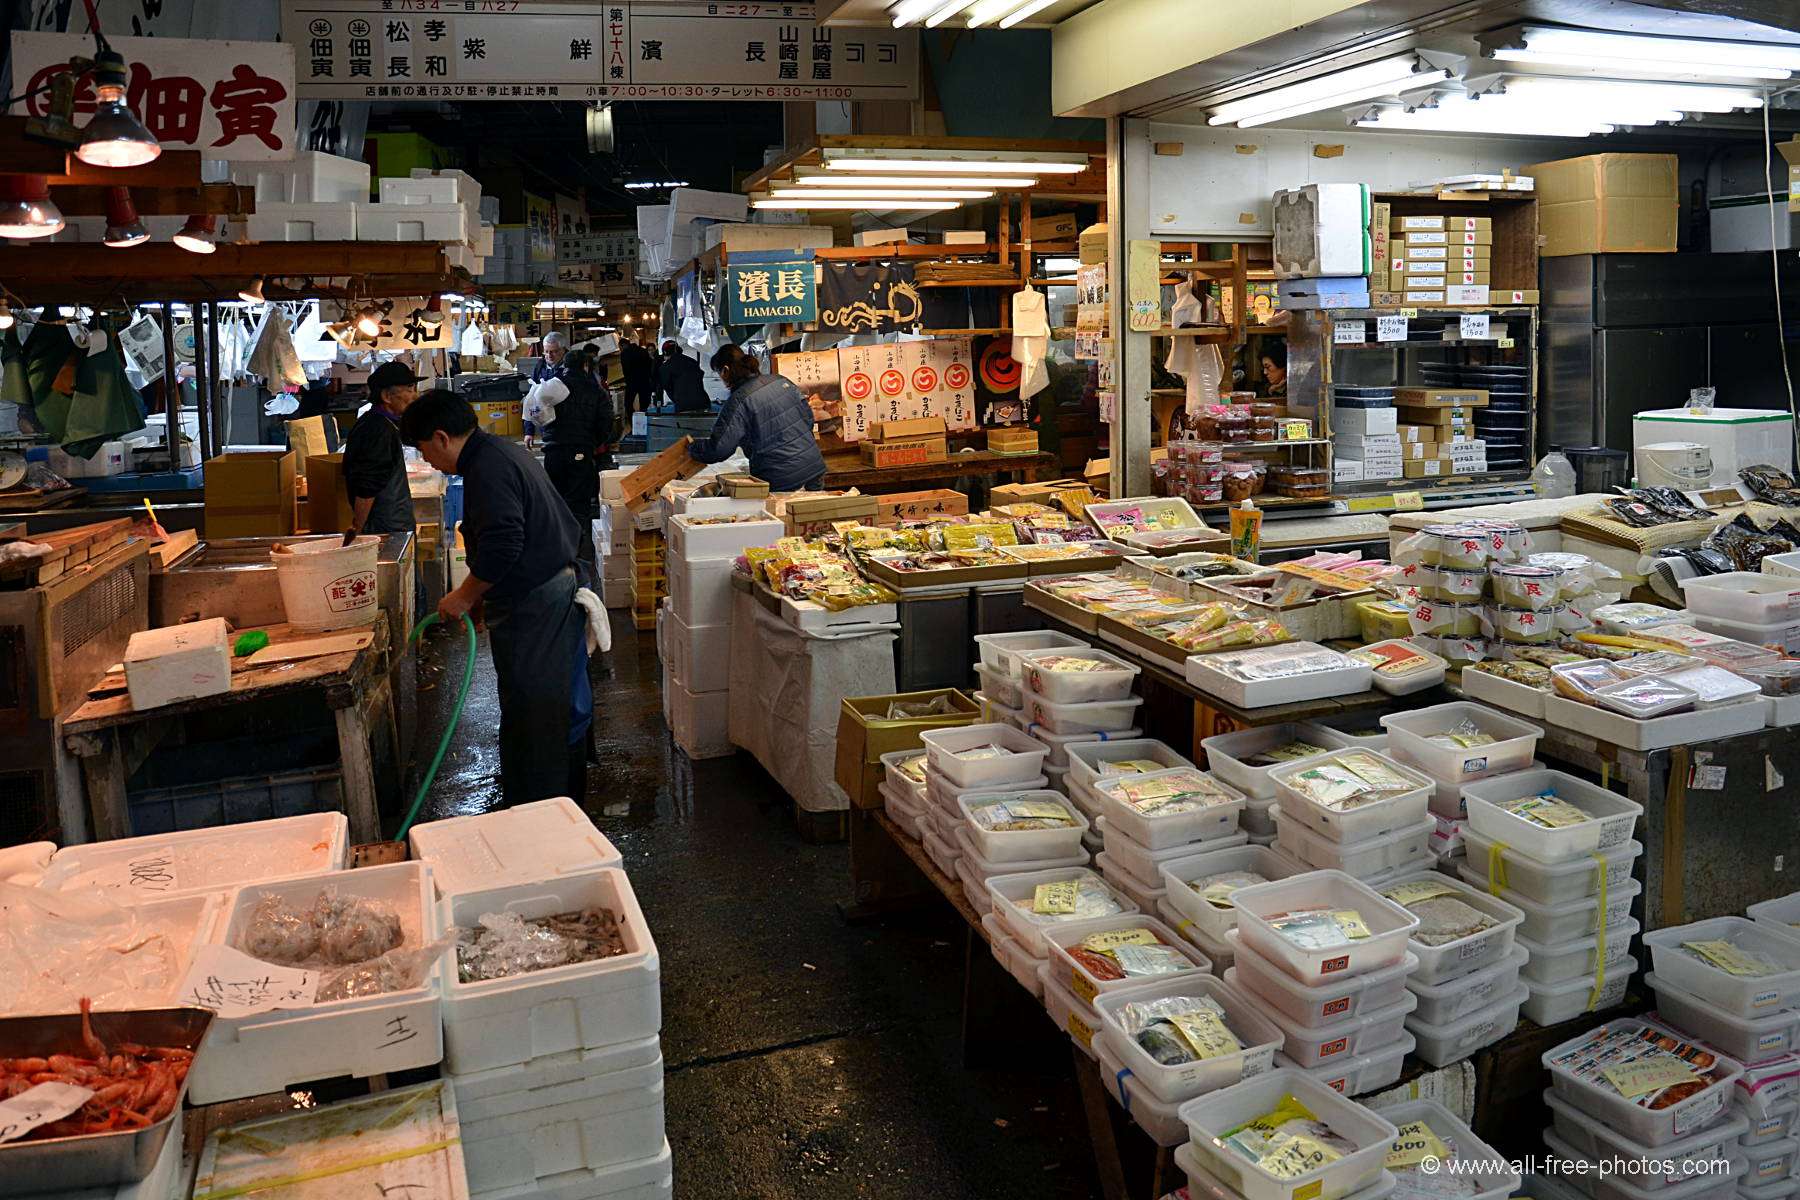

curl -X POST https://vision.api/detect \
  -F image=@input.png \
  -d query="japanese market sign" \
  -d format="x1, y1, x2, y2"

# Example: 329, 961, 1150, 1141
726, 252, 815, 325
312, 298, 455, 353
280, 1, 919, 102
836, 338, 973, 441
562, 231, 639, 264
11, 32, 297, 160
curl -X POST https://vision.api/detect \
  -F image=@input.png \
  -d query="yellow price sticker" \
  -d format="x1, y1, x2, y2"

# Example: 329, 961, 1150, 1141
1168, 1010, 1242, 1060
1333, 910, 1373, 939
1071, 972, 1099, 1004
1384, 879, 1458, 908
1083, 928, 1160, 954
1394, 491, 1425, 512
1603, 1056, 1699, 1099
1399, 307, 1419, 318
1033, 880, 1078, 915
1345, 495, 1389, 514
1067, 1010, 1095, 1047
1683, 939, 1768, 977
1386, 1121, 1451, 1169
1497, 336, 1516, 349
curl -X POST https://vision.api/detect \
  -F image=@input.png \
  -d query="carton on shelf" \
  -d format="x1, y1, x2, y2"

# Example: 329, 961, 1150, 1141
941, 230, 987, 246
125, 617, 232, 710
861, 436, 947, 468
1404, 458, 1453, 479
784, 492, 879, 537
1394, 388, 1490, 408
304, 453, 356, 533
987, 426, 1040, 454
1393, 215, 1493, 232
205, 449, 297, 538
1078, 222, 1109, 265
875, 489, 969, 525
1028, 213, 1078, 241
1525, 152, 1678, 256
854, 228, 912, 247
871, 416, 947, 442
834, 689, 981, 809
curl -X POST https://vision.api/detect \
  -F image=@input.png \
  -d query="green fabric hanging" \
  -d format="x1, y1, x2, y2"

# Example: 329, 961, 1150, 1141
62, 337, 146, 459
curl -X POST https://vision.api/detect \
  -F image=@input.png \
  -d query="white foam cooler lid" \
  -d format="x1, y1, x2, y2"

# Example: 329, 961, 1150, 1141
409, 797, 622, 896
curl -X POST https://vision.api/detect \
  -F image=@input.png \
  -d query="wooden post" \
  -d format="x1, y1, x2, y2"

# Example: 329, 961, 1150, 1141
335, 696, 383, 843
1230, 241, 1249, 346
78, 736, 131, 842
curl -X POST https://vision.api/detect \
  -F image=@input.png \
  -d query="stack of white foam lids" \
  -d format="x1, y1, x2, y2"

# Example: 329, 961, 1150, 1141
1454, 765, 1644, 1027
1086, 763, 1248, 919
1222, 869, 1420, 1097
1541, 1017, 1748, 1200
1039, 912, 1212, 1062
408, 798, 669, 1200
37, 812, 350, 901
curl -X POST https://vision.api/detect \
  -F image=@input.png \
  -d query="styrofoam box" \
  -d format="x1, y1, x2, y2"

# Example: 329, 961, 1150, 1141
1225, 929, 1419, 1027
666, 607, 729, 694
1100, 817, 1249, 891
2, 890, 220, 1017
1463, 667, 1548, 720
957, 791, 1088, 863
1241, 973, 1415, 1068
980, 912, 1046, 998
358, 201, 468, 242
1405, 982, 1526, 1068
1065, 738, 1194, 794
1644, 917, 1800, 1017
1544, 1018, 1745, 1147
669, 678, 732, 759
667, 514, 782, 561
409, 798, 622, 897
1233, 870, 1419, 987
1272, 183, 1371, 279
1678, 573, 1800, 625
1460, 830, 1640, 906
473, 1141, 672, 1200
1274, 1032, 1416, 1098
922, 723, 1050, 789
438, 866, 659, 1075
1747, 892, 1800, 935
1380, 702, 1543, 783
1766, 692, 1800, 727
1522, 955, 1634, 1026
1462, 767, 1643, 859
244, 201, 358, 243
381, 176, 462, 207
667, 557, 735, 627
1519, 918, 1639, 986
1029, 724, 1138, 769
41, 813, 348, 902
1377, 872, 1523, 986
461, 1057, 665, 1195
1543, 693, 1765, 753
1649, 972, 1800, 1062
1743, 1100, 1798, 1149
1093, 973, 1283, 1104
1026, 691, 1146, 736
1019, 646, 1141, 704
1202, 722, 1350, 800
975, 630, 1089, 678
1043, 913, 1210, 1006
1095, 1036, 1188, 1147
1039, 962, 1100, 1059
1097, 852, 1167, 913
1375, 1098, 1519, 1200
987, 867, 1137, 957
1545, 1087, 1744, 1192
451, 1033, 658, 1107
1178, 1068, 1397, 1200
1092, 766, 1246, 850
1273, 806, 1433, 880
1186, 644, 1373, 709
1541, 1128, 1742, 1200
1159, 844, 1304, 940
188, 862, 444, 1104
1408, 945, 1528, 1025
233, 151, 370, 204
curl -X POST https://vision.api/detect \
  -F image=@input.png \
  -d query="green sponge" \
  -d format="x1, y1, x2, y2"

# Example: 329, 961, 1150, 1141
233, 630, 270, 657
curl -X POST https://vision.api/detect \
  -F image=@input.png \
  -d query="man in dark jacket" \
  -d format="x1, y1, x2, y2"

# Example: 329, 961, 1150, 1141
657, 341, 710, 414
402, 389, 590, 805
620, 338, 655, 413
542, 347, 608, 589
342, 361, 418, 541
689, 345, 825, 491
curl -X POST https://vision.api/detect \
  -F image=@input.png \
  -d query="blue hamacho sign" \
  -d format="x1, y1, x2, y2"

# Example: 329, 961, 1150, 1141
726, 250, 816, 325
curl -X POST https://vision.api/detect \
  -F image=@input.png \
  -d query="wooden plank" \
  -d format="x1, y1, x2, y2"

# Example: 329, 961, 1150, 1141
0, 242, 447, 283
335, 693, 382, 844
619, 436, 704, 511
51, 184, 255, 217
150, 528, 199, 568
245, 630, 375, 666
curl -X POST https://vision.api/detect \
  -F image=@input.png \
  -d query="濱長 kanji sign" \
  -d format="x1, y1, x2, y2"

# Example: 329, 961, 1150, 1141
726, 253, 815, 325
280, 1, 918, 102
10, 33, 297, 161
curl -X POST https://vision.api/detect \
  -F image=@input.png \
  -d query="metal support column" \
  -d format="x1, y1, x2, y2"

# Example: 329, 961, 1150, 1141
159, 303, 180, 462
1106, 116, 1154, 499
192, 305, 213, 463
206, 302, 225, 450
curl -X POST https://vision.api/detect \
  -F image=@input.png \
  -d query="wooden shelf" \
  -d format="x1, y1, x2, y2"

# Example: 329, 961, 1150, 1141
0, 242, 458, 302
916, 279, 1021, 288
1144, 325, 1230, 341
920, 327, 1011, 336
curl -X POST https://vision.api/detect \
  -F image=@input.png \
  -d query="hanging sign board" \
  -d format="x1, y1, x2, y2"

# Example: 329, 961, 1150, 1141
818, 262, 920, 335
561, 231, 640, 263
311, 298, 454, 353
281, 1, 919, 102
726, 252, 816, 325
12, 32, 297, 161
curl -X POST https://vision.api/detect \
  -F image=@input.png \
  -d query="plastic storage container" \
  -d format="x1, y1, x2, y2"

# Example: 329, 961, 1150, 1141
956, 791, 1089, 863
1459, 831, 1640, 906
974, 663, 1024, 710
1377, 1099, 1519, 1200
1026, 692, 1146, 735
1040, 963, 1101, 1059
1748, 892, 1800, 935
1176, 1068, 1399, 1200
1643, 918, 1800, 1018
980, 913, 1047, 997
1091, 767, 1247, 851
927, 768, 1050, 815
1743, 1100, 1798, 1149
1091, 973, 1284, 1104
1097, 852, 1168, 912
1185, 644, 1372, 709
1522, 956, 1634, 1026
1100, 818, 1247, 890
975, 630, 1089, 678
1029, 724, 1142, 769
1244, 980, 1415, 1068
1408, 945, 1528, 1025
1019, 646, 1142, 703
40, 813, 349, 902
1273, 1033, 1416, 1098
1269, 752, 1434, 843
1405, 983, 1527, 1067
1678, 573, 1800, 625
1545, 1088, 1745, 1191
1542, 1018, 1744, 1147
1202, 722, 1349, 800
1519, 919, 1639, 986
1065, 738, 1194, 795
1540, 1129, 1741, 1200
1094, 1036, 1189, 1146
880, 750, 930, 806
1159, 844, 1305, 941
1273, 807, 1434, 879
1378, 872, 1523, 985
986, 867, 1137, 957
952, 827, 1086, 885
1379, 702, 1544, 782
1225, 928, 1419, 1029
1232, 870, 1420, 986
1461, 769, 1644, 859
1043, 914, 1210, 1005
1647, 972, 1800, 1062
921, 723, 1050, 788
1458, 872, 1640, 944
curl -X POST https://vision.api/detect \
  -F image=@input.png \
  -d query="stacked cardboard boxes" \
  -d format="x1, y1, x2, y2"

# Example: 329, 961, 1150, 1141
861, 416, 948, 469
632, 530, 666, 632
1332, 396, 1400, 481
1386, 214, 1492, 306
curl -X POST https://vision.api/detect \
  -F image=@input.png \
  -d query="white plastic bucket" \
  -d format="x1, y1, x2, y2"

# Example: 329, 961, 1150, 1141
273, 535, 383, 631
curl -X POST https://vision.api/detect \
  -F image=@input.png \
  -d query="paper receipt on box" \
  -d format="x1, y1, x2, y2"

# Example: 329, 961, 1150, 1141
1383, 879, 1458, 907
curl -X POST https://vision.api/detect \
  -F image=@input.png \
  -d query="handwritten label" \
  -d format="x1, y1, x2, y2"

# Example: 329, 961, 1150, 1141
0, 1083, 94, 1143
1384, 879, 1458, 907
1604, 1057, 1699, 1099
1394, 491, 1425, 512
1332, 910, 1372, 939
1082, 928, 1160, 954
1263, 1135, 1337, 1180
1376, 315, 1409, 343
1067, 1010, 1096, 1047
122, 852, 179, 895
1683, 939, 1767, 977
180, 944, 318, 1017
1334, 320, 1367, 345
1386, 1121, 1450, 1169
1034, 881, 1078, 915
1459, 314, 1491, 340
1496, 336, 1515, 350
1168, 1009, 1241, 1059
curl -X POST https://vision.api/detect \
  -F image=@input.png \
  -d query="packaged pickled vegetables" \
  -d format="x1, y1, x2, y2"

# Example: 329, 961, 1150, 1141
1188, 870, 1269, 910
1117, 993, 1243, 1065
968, 795, 1077, 831
1282, 752, 1420, 812
1466, 661, 1550, 688
1222, 1095, 1354, 1177
892, 753, 929, 783
1615, 651, 1701, 676
1099, 759, 1169, 776
955, 744, 1016, 761
1551, 659, 1628, 702
1547, 1025, 1726, 1111
1031, 654, 1116, 673
1243, 740, 1332, 768
1500, 791, 1592, 829
1067, 927, 1192, 981
1348, 641, 1438, 678
1267, 907, 1373, 951
1681, 937, 1790, 977
1171, 618, 1291, 654
1207, 645, 1355, 683
1595, 676, 1695, 719
1428, 718, 1496, 750
1380, 879, 1494, 947
1103, 769, 1239, 816
1028, 877, 1125, 921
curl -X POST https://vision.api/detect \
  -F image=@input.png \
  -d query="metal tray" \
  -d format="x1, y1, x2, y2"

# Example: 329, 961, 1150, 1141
0, 1007, 212, 1197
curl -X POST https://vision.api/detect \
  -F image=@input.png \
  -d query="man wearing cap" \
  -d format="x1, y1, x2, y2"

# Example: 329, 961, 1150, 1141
343, 361, 419, 541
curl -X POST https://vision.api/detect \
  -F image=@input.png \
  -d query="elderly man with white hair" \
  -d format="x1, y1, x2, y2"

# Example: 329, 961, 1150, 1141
525, 331, 569, 446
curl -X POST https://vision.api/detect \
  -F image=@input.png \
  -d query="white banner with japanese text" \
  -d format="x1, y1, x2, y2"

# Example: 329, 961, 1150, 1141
310, 298, 455, 353
11, 32, 297, 160
280, 1, 918, 102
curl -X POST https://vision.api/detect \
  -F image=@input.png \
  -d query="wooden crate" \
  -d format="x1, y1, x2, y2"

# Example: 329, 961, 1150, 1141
620, 437, 705, 512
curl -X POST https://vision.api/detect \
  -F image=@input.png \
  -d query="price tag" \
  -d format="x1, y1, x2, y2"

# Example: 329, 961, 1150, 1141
0, 1083, 94, 1144
1394, 491, 1425, 512
1262, 1135, 1337, 1180
180, 944, 319, 1018
1384, 879, 1458, 907
1376, 315, 1409, 343
1005, 798, 1071, 821
1604, 1056, 1699, 1099
1497, 336, 1516, 349
1333, 320, 1366, 345
1459, 314, 1491, 340
1386, 1121, 1451, 1169
1033, 880, 1078, 915
1067, 1010, 1096, 1047
1168, 1009, 1242, 1060
1399, 307, 1419, 318
1201, 880, 1243, 910
1083, 928, 1160, 954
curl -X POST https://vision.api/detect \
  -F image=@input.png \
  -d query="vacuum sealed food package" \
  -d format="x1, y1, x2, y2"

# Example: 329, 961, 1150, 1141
1497, 791, 1592, 830
1221, 1094, 1355, 1175
1242, 738, 1335, 768
1427, 718, 1496, 750
244, 888, 403, 967
1024, 876, 1126, 922
1171, 618, 1290, 654
1281, 751, 1419, 812
1387, 1120, 1478, 1200
1066, 927, 1193, 982
1551, 659, 1628, 701
1118, 992, 1243, 1065
1546, 1024, 1729, 1111
1185, 870, 1270, 911
1595, 676, 1696, 719
1680, 936, 1791, 978
968, 795, 1079, 830
1101, 769, 1239, 816
1266, 908, 1375, 952
1465, 660, 1549, 687
1379, 879, 1495, 948
1207, 645, 1356, 683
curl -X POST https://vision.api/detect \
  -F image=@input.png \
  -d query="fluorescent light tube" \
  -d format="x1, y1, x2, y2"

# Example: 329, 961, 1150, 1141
1208, 53, 1454, 126
752, 198, 959, 211
924, 0, 977, 27
767, 187, 995, 200
822, 150, 1088, 173
792, 172, 1039, 188
1485, 24, 1800, 82
997, 0, 1059, 27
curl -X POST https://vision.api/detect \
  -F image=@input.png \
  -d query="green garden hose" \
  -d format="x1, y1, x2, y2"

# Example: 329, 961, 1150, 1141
394, 611, 478, 842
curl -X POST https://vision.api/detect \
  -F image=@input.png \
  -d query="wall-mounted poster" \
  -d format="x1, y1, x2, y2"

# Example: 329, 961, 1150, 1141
774, 349, 841, 434
974, 334, 1024, 425
928, 337, 976, 431
817, 261, 922, 335
838, 344, 879, 443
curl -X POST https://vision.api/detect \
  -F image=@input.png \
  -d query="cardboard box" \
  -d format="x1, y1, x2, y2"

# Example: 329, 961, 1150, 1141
834, 689, 981, 810
1334, 459, 1364, 484
1079, 222, 1109, 265
205, 449, 297, 537
941, 230, 987, 246
1393, 215, 1492, 232
1397, 426, 1430, 443
990, 480, 1075, 507
1369, 200, 1391, 281
1526, 152, 1678, 256
784, 492, 878, 536
854, 228, 912, 247
1332, 408, 1397, 438
1395, 388, 1489, 408
1391, 254, 1491, 272
987, 426, 1040, 454
1400, 229, 1494, 246
125, 617, 232, 710
1394, 246, 1491, 265
872, 416, 947, 442
1401, 442, 1439, 461
862, 436, 947, 468
1404, 457, 1452, 479
875, 488, 969, 525
619, 435, 706, 511
1445, 285, 1490, 306
1493, 289, 1540, 305
1402, 291, 1447, 304
304, 453, 356, 533
1028, 213, 1078, 242
718, 472, 770, 499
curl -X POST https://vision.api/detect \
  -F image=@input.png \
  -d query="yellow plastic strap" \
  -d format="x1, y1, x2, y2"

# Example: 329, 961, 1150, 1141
1486, 840, 1509, 896
1601, 760, 1611, 791
193, 1138, 462, 1200
1588, 851, 1609, 1012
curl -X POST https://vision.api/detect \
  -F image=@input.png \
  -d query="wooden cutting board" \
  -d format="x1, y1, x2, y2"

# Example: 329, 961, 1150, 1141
244, 630, 375, 666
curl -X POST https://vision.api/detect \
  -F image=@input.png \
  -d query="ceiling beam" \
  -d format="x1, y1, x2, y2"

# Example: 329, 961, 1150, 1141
50, 184, 255, 217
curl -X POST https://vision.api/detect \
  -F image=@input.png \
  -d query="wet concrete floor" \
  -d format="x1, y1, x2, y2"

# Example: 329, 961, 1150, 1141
406, 613, 1108, 1199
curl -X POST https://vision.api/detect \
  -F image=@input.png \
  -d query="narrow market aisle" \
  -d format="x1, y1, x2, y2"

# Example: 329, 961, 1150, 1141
409, 619, 1105, 1199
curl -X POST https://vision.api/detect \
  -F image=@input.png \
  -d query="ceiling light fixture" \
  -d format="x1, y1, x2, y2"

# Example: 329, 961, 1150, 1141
767, 187, 995, 200
420, 296, 445, 326
238, 276, 266, 304
1478, 23, 1800, 83
752, 198, 960, 211
996, 0, 1059, 28
0, 305, 15, 331
74, 49, 161, 168
101, 186, 147, 247
822, 148, 1088, 174
888, 0, 947, 27
1207, 51, 1457, 127
1349, 97, 1617, 137
0, 176, 64, 239
1484, 75, 1764, 114
172, 214, 218, 253
923, 0, 978, 27
793, 172, 1039, 188
622, 180, 689, 189
354, 305, 384, 338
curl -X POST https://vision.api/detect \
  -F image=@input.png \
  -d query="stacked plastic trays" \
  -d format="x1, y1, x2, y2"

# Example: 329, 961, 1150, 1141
1156, 843, 1307, 978
1012, 642, 1146, 797
1038, 912, 1212, 1063
1087, 764, 1249, 921
1370, 1098, 1521, 1200
982, 867, 1138, 1002
970, 630, 1089, 749
1222, 870, 1422, 1096
1373, 872, 1527, 1067
1267, 746, 1436, 888
1200, 721, 1353, 847
1379, 700, 1547, 859
1541, 1019, 1746, 1200
876, 747, 931, 843
1065, 738, 1195, 860
1456, 766, 1645, 1027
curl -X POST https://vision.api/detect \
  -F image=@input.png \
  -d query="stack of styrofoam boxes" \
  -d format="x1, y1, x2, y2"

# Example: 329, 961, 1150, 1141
1541, 1018, 1747, 1200
1333, 394, 1401, 483
1085, 755, 1250, 925
1375, 872, 1528, 1067
663, 509, 782, 759
636, 205, 671, 280
233, 150, 367, 242
913, 722, 1056, 892
1202, 722, 1349, 849
409, 799, 674, 1200
1223, 869, 1422, 1096
1040, 908, 1211, 1064
1456, 764, 1646, 1028
665, 188, 747, 268
407, 168, 491, 272
483, 226, 534, 287
981, 867, 1135, 1006
632, 529, 666, 632
969, 630, 1089, 764
1265, 742, 1436, 889
1153, 841, 1306, 980
1380, 699, 1544, 868
365, 170, 471, 247
598, 492, 637, 611
663, 495, 766, 744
